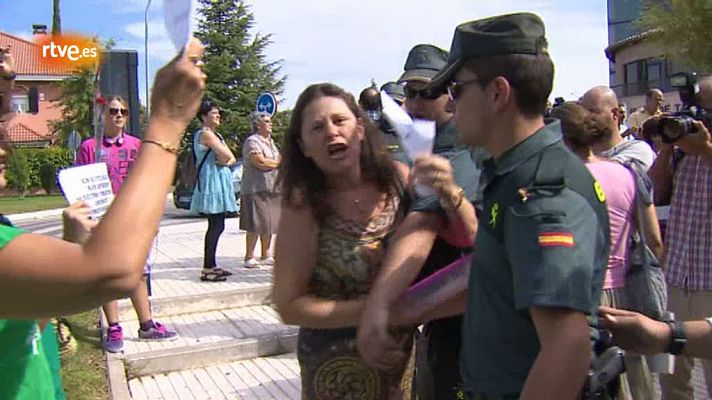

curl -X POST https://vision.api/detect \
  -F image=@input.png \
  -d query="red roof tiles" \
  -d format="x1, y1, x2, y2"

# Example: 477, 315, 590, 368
0, 31, 75, 77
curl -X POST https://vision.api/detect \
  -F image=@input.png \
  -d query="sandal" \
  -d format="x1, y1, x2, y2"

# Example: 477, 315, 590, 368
200, 269, 228, 282
212, 267, 233, 276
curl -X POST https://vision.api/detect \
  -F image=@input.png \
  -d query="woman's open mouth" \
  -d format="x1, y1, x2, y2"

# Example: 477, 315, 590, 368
327, 143, 348, 159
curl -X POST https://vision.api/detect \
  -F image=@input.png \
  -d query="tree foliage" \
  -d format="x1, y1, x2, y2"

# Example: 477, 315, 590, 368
194, 0, 286, 154
5, 147, 73, 193
49, 66, 95, 144
639, 0, 712, 71
52, 0, 61, 35
49, 40, 114, 145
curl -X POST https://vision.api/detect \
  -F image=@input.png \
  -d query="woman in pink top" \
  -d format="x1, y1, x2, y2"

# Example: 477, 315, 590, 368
552, 102, 663, 400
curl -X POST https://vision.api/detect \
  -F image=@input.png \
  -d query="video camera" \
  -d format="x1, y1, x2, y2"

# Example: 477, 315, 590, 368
580, 328, 626, 399
657, 72, 711, 143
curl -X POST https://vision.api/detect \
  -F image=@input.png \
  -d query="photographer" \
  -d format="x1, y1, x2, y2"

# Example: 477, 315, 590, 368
648, 76, 712, 400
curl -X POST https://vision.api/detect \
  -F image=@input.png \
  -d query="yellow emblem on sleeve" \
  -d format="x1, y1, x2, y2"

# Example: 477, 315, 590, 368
593, 181, 606, 203
490, 202, 500, 228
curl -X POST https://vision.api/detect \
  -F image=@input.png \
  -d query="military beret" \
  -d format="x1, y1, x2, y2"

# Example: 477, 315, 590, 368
428, 13, 548, 92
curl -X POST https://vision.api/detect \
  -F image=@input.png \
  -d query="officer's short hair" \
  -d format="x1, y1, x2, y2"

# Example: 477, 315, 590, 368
463, 54, 553, 118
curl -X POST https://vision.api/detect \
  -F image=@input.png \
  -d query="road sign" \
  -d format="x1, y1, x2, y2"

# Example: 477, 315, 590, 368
256, 92, 277, 116
67, 130, 82, 150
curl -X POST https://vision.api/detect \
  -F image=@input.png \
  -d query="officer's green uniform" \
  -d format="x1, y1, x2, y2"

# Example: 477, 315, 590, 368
425, 13, 611, 400
461, 121, 609, 398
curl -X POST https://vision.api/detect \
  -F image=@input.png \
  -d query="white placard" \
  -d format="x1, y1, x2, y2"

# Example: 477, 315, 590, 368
163, 0, 194, 51
58, 163, 115, 219
380, 91, 437, 196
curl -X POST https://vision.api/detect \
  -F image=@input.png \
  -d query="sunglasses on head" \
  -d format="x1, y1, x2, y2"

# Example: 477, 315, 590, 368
109, 107, 129, 117
404, 86, 442, 101
447, 77, 490, 101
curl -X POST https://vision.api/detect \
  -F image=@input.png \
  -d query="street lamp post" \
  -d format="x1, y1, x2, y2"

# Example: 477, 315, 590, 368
144, 0, 152, 116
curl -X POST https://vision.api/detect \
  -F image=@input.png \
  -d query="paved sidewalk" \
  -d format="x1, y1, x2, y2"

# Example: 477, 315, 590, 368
109, 215, 300, 399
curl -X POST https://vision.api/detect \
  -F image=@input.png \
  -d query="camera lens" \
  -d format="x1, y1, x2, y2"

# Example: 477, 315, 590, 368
661, 119, 686, 141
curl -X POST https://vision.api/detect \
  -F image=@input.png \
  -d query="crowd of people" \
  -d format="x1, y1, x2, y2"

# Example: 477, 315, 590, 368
1, 10, 712, 400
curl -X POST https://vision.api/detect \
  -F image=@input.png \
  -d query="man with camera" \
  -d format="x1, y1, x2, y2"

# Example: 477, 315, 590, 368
649, 76, 712, 400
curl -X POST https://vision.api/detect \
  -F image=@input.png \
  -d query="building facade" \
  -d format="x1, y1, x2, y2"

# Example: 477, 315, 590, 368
0, 27, 73, 147
606, 0, 690, 113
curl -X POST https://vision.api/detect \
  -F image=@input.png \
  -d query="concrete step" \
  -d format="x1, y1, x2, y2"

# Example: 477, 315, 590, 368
118, 283, 272, 321
128, 353, 301, 400
116, 305, 297, 378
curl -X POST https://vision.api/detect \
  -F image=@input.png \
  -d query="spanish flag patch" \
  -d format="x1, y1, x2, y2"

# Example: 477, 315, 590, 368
538, 232, 575, 247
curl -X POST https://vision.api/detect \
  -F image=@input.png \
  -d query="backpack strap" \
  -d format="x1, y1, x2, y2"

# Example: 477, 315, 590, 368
194, 131, 213, 191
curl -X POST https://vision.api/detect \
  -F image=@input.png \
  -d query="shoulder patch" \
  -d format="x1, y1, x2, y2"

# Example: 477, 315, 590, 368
593, 181, 606, 203
538, 231, 575, 247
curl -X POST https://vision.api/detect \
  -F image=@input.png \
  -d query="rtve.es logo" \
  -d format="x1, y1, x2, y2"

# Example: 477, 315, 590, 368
34, 34, 101, 70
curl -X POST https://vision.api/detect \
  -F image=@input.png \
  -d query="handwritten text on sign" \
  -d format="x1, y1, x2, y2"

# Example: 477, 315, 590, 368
58, 163, 115, 219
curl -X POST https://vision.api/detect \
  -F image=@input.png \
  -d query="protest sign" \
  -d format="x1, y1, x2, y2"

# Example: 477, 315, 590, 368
58, 163, 115, 219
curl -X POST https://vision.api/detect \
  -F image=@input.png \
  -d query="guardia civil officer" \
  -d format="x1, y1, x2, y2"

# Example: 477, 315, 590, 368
425, 13, 611, 399
358, 44, 484, 400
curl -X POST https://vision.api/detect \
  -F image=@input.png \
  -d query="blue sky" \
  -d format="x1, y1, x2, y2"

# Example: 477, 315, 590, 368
2, 0, 610, 110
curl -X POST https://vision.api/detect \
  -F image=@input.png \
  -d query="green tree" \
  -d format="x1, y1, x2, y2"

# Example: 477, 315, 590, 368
7, 149, 30, 197
195, 0, 286, 153
49, 39, 115, 144
52, 0, 61, 35
49, 66, 95, 143
639, 0, 712, 71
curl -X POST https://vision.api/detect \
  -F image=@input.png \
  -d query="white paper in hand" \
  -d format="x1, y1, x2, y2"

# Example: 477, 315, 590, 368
58, 163, 115, 220
163, 0, 194, 51
380, 91, 437, 196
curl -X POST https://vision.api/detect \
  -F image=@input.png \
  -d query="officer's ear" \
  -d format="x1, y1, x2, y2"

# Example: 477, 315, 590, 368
490, 76, 512, 114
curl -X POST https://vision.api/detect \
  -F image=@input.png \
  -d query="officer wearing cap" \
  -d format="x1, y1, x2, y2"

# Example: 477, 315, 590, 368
380, 81, 405, 106
425, 13, 610, 399
358, 44, 485, 400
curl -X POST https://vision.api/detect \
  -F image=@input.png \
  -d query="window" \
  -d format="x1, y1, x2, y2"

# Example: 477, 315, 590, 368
11, 94, 29, 113
646, 58, 665, 88
625, 61, 642, 84
647, 63, 662, 81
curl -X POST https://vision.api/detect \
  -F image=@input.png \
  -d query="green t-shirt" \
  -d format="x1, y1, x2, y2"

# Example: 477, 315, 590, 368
0, 225, 56, 400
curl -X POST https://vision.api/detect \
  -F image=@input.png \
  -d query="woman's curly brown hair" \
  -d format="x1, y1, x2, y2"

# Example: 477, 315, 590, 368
277, 83, 399, 222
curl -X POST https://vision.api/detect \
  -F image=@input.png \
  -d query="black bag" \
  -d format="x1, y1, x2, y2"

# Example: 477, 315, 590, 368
621, 161, 667, 320
177, 132, 212, 192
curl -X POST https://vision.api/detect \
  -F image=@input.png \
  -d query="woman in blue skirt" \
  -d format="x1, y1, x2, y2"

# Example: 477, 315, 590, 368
191, 100, 237, 282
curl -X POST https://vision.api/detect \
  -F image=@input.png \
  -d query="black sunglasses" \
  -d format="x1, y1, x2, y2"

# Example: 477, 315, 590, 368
404, 86, 443, 101
109, 107, 129, 117
447, 78, 490, 101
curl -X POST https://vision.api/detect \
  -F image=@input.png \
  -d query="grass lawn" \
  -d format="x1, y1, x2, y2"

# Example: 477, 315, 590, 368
0, 195, 67, 215
61, 310, 110, 400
